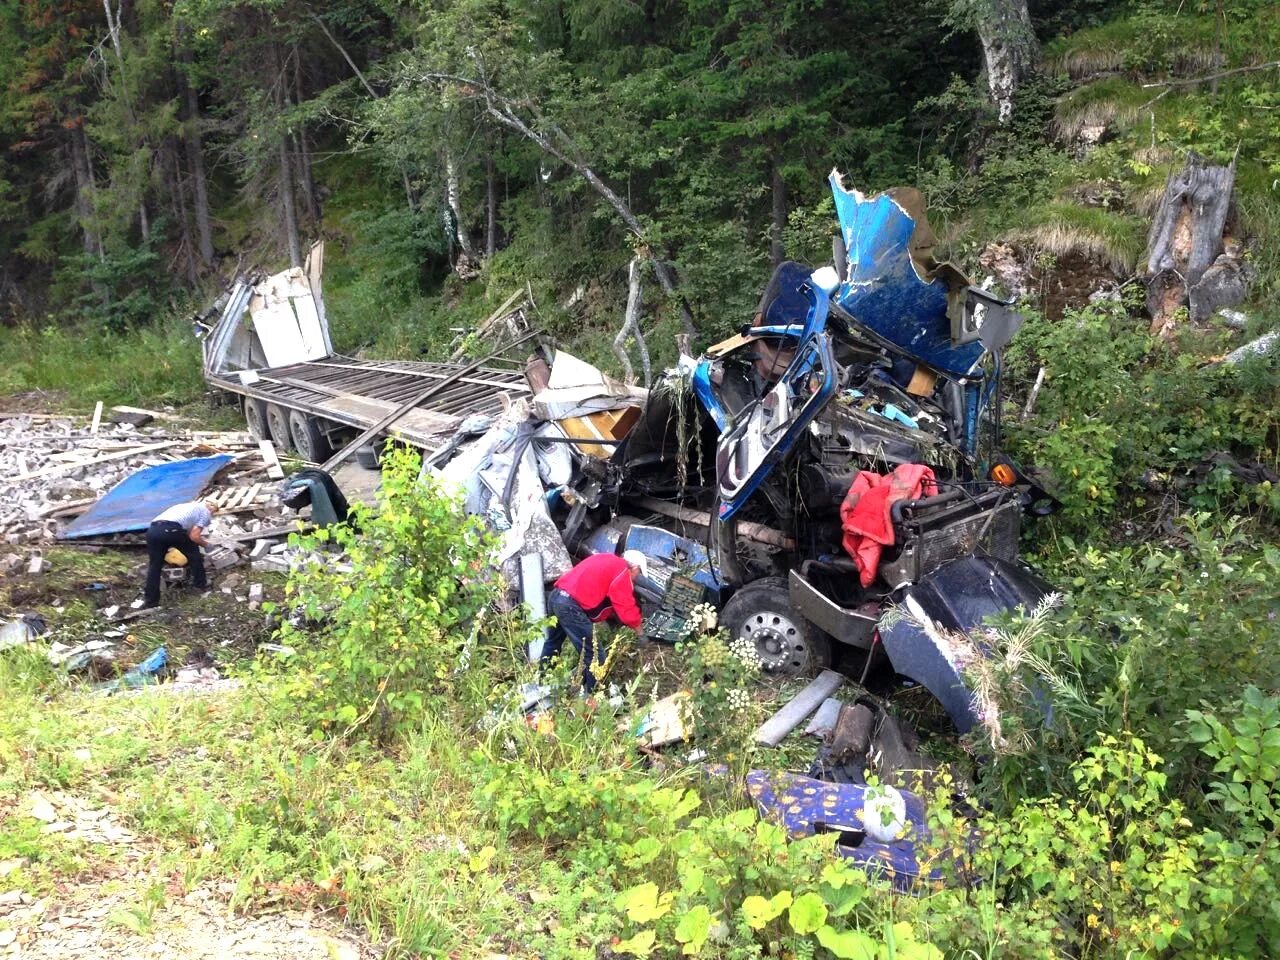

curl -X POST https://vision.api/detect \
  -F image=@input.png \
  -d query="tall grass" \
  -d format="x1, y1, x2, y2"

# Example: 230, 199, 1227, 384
0, 320, 206, 409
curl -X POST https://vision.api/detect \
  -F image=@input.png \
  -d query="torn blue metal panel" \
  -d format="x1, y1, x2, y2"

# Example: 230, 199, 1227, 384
58, 455, 233, 539
828, 171, 984, 376
744, 770, 936, 891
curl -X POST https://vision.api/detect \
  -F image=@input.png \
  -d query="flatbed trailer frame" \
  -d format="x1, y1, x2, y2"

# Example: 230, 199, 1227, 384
197, 253, 532, 459
209, 356, 530, 454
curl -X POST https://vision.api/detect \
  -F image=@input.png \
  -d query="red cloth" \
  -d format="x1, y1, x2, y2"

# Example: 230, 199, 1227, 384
840, 464, 937, 587
554, 553, 643, 628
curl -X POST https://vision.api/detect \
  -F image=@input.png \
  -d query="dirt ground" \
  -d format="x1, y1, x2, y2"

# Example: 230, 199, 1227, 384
0, 793, 371, 960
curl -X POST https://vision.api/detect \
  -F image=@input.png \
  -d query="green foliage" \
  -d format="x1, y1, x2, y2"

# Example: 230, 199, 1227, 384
676, 615, 766, 777
0, 317, 207, 407
1005, 300, 1278, 530
268, 447, 500, 740
976, 512, 1280, 812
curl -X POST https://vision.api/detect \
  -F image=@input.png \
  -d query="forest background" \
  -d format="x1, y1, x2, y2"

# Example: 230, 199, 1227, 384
1, 0, 1279, 957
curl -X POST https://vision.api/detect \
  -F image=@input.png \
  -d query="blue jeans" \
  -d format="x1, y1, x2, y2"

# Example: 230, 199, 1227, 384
542, 589, 604, 691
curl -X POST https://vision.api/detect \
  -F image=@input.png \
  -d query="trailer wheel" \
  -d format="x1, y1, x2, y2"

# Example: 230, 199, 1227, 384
265, 404, 295, 453
720, 577, 831, 678
288, 410, 333, 463
243, 398, 271, 441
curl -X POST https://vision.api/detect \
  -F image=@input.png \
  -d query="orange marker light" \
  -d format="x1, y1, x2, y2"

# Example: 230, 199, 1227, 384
990, 463, 1017, 486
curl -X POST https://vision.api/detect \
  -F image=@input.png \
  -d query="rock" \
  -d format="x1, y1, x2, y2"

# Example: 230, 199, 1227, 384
27, 553, 45, 574
0, 553, 22, 574
1216, 308, 1249, 329
28, 792, 57, 823
1189, 253, 1250, 323
978, 241, 1034, 300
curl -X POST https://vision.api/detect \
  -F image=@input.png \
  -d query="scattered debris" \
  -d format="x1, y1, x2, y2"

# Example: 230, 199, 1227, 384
0, 612, 48, 651
95, 646, 167, 694
753, 670, 845, 747
633, 691, 692, 748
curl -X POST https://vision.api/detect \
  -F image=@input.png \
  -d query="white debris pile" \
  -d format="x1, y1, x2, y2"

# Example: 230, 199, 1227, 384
0, 410, 297, 550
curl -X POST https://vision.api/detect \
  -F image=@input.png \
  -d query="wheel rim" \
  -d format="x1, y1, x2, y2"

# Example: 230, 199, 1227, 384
267, 407, 290, 447
245, 402, 265, 439
738, 609, 809, 673
290, 418, 310, 459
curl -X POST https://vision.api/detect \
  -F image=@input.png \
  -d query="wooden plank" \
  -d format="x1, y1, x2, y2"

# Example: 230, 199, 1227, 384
37, 496, 99, 519
258, 440, 285, 480
111, 404, 180, 422
221, 522, 309, 543
321, 327, 541, 473
89, 401, 103, 435
753, 670, 846, 747
7, 441, 177, 484
242, 482, 263, 507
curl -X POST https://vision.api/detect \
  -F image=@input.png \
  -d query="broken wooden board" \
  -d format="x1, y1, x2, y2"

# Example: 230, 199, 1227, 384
8, 441, 178, 484
257, 440, 285, 480
556, 406, 643, 460
205, 482, 268, 512
89, 402, 103, 435
753, 670, 845, 747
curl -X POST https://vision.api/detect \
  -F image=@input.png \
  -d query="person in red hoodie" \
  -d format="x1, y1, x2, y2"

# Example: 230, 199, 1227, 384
541, 550, 648, 691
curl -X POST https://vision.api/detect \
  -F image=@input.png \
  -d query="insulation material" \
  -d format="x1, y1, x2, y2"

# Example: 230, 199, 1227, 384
248, 266, 328, 368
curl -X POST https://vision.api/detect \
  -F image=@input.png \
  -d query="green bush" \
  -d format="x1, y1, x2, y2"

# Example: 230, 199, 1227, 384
1005, 301, 1279, 533
268, 447, 504, 740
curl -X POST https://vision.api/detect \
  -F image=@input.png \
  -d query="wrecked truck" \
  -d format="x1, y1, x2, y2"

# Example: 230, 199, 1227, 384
544, 173, 1057, 735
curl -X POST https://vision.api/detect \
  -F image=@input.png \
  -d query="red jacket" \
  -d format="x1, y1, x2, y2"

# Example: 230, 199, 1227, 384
555, 553, 643, 628
840, 463, 937, 588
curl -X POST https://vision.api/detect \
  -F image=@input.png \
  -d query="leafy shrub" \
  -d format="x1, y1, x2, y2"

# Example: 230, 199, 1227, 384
268, 447, 498, 740
974, 512, 1280, 810
1005, 301, 1278, 532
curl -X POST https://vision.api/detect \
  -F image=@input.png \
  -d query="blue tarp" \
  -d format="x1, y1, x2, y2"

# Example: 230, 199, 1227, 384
58, 455, 233, 539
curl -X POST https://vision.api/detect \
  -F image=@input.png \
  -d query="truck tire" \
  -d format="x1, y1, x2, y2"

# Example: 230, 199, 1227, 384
265, 404, 295, 453
243, 398, 271, 441
288, 410, 333, 463
720, 577, 831, 678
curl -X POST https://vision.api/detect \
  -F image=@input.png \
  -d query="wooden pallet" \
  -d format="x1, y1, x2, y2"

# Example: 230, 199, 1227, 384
205, 482, 269, 513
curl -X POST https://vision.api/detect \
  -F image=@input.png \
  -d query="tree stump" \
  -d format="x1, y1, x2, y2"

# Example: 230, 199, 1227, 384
1143, 153, 1242, 338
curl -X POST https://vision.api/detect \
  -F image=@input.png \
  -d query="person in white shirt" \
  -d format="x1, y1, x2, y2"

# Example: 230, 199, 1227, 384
143, 500, 216, 607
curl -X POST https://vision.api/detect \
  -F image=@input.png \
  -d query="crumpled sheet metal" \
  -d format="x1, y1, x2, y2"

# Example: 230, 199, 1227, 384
59, 455, 233, 539
828, 171, 983, 376
745, 769, 937, 891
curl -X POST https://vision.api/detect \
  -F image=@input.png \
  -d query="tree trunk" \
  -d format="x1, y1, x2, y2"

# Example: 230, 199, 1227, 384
613, 257, 650, 385
1143, 152, 1239, 338
976, 0, 1038, 123
182, 88, 215, 266
177, 35, 215, 267
269, 38, 303, 269
279, 136, 303, 268
292, 48, 320, 223
445, 154, 475, 258
69, 124, 104, 261
454, 76, 697, 335
138, 201, 150, 242
770, 157, 787, 268
167, 141, 199, 286
486, 150, 498, 258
